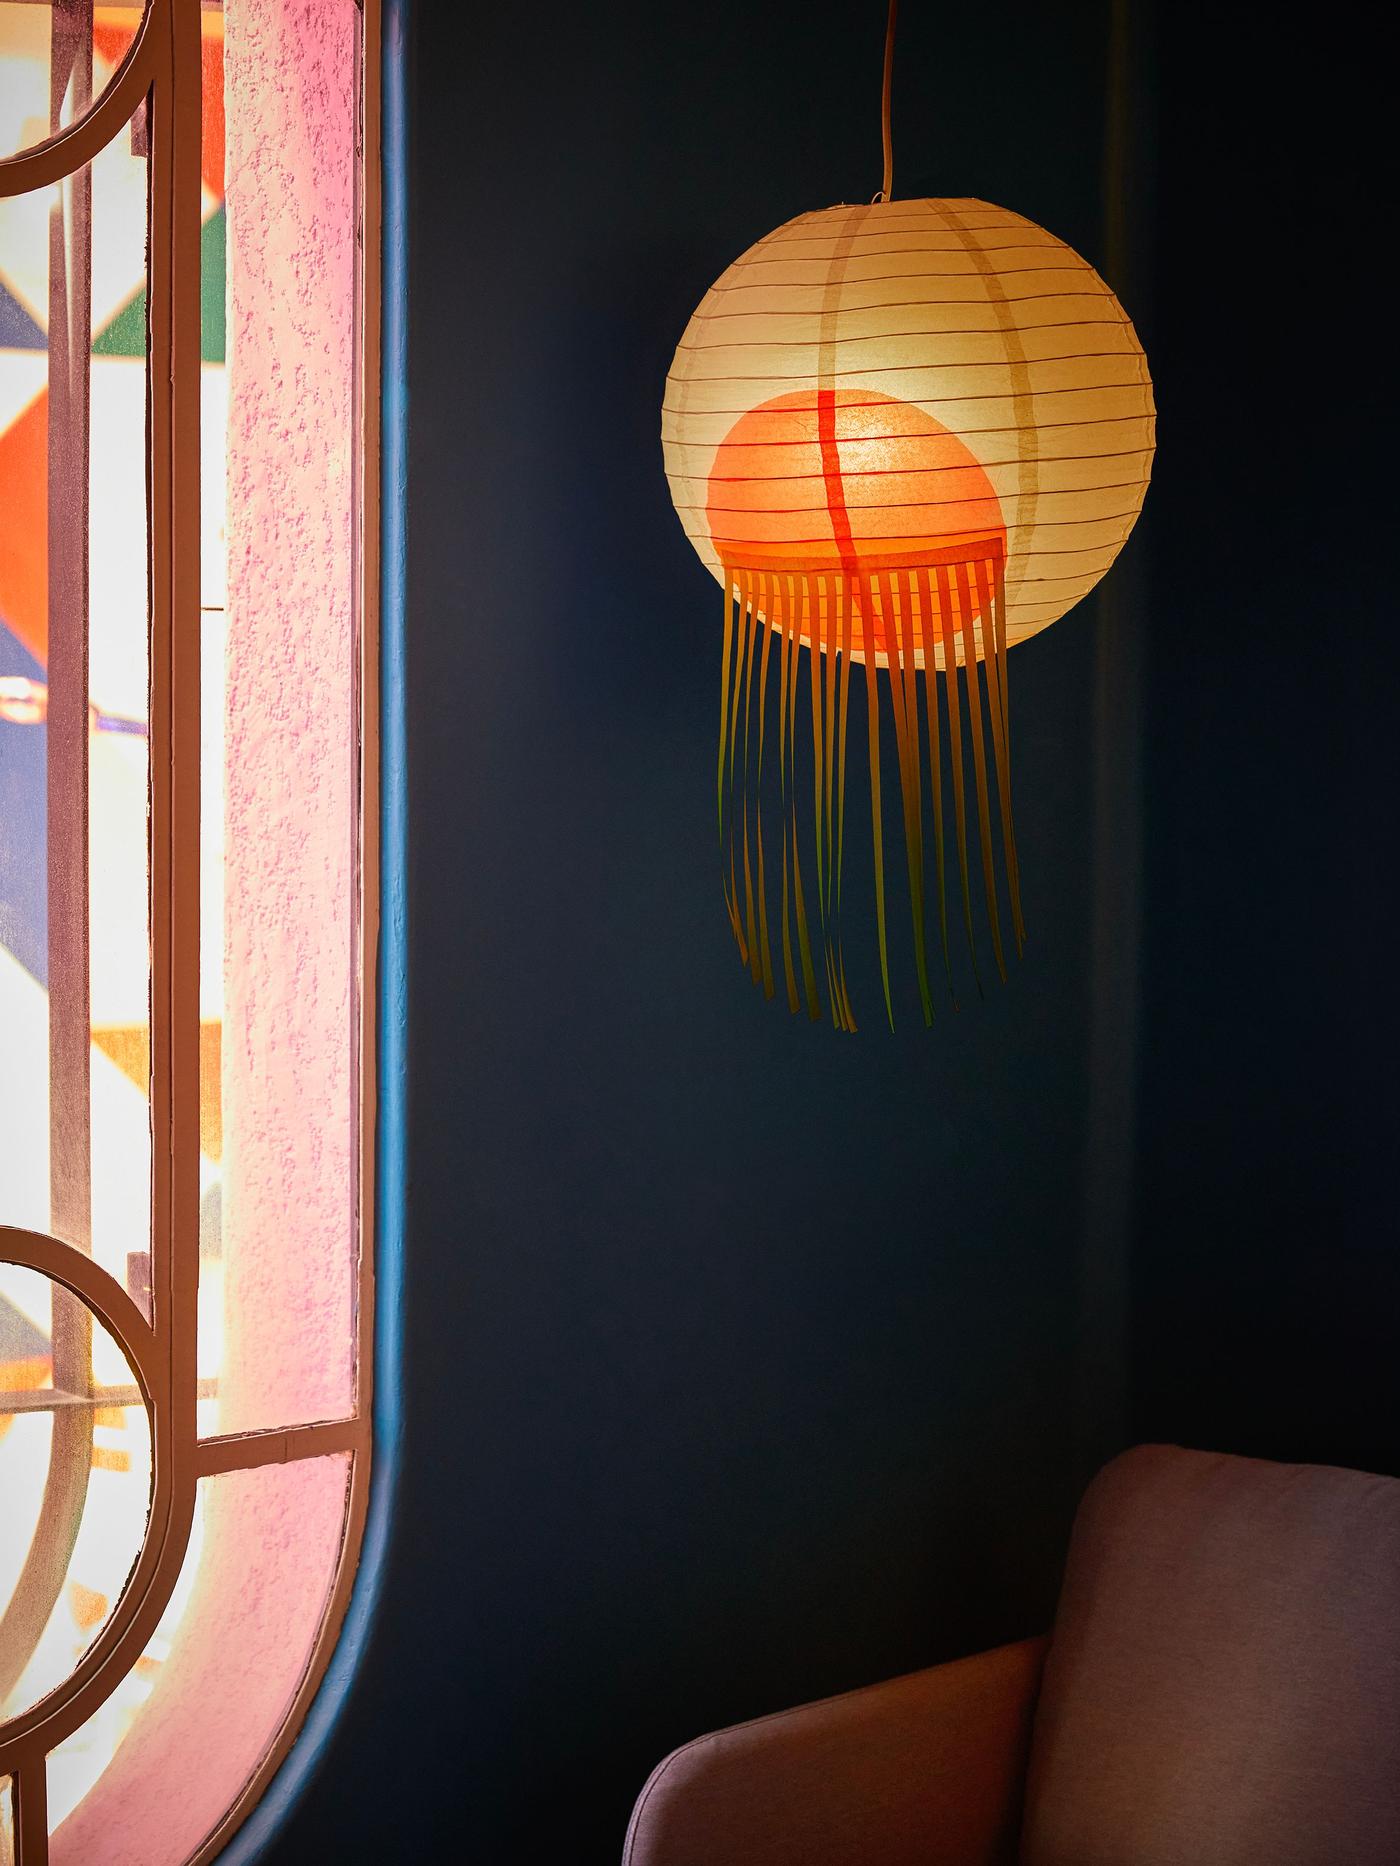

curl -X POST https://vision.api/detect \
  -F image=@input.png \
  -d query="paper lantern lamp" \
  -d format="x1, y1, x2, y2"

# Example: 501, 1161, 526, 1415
662, 197, 1154, 1028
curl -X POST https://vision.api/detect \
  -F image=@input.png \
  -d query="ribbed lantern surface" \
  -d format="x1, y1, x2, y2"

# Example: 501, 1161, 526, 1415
663, 196, 1154, 657
660, 198, 1154, 1029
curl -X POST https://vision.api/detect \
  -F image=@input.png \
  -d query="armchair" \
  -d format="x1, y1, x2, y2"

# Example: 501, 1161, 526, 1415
625, 1445, 1400, 1866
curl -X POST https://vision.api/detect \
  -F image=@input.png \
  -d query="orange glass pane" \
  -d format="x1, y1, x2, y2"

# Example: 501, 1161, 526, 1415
0, 3, 147, 163
0, 128, 62, 1245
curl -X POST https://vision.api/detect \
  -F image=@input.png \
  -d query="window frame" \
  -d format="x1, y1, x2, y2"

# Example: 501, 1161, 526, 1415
0, 0, 400, 1856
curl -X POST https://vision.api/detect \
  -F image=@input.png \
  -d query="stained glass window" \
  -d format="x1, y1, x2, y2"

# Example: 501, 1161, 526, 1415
0, 2, 381, 1859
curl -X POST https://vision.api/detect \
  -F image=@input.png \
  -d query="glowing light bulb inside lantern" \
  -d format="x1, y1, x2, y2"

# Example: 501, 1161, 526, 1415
663, 198, 1154, 1030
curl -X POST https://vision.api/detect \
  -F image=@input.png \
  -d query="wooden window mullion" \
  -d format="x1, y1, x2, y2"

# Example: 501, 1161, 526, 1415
45, 0, 95, 1299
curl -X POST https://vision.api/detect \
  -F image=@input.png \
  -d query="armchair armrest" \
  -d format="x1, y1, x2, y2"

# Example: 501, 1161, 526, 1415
623, 1635, 1048, 1866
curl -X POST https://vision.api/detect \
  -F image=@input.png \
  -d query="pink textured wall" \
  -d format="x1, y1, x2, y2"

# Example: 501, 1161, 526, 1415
50, 1457, 350, 1866
42, 6, 362, 1854
217, 0, 359, 1434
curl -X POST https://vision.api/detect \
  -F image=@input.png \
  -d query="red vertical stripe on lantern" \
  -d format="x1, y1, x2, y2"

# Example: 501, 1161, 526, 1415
816, 388, 860, 583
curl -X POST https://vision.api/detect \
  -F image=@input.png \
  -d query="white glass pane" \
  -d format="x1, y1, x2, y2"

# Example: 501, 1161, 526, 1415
0, 99, 153, 1317
0, 1262, 152, 1721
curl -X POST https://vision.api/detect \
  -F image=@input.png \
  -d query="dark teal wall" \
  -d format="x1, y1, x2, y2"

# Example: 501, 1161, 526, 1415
276, 4, 1136, 1859
262, 7, 1400, 1857
1130, 4, 1399, 1476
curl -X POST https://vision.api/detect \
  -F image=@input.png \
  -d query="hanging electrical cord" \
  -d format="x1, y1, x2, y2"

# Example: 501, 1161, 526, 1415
877, 0, 898, 201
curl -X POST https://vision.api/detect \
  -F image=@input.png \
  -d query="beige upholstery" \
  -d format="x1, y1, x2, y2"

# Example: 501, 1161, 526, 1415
624, 1446, 1400, 1866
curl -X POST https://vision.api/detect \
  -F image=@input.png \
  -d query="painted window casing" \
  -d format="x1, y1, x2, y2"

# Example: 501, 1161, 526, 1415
0, 1, 387, 1859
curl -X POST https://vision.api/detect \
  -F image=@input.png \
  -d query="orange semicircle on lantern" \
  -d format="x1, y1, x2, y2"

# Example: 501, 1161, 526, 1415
705, 389, 1006, 665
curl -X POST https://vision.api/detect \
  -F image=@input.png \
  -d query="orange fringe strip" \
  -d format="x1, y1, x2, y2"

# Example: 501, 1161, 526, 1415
716, 549, 1021, 1030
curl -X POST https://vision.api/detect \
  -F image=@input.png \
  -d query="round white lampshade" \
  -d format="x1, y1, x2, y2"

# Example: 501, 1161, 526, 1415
662, 197, 1154, 662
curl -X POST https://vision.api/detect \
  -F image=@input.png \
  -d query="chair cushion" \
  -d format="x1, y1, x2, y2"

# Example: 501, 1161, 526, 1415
1019, 1444, 1400, 1866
